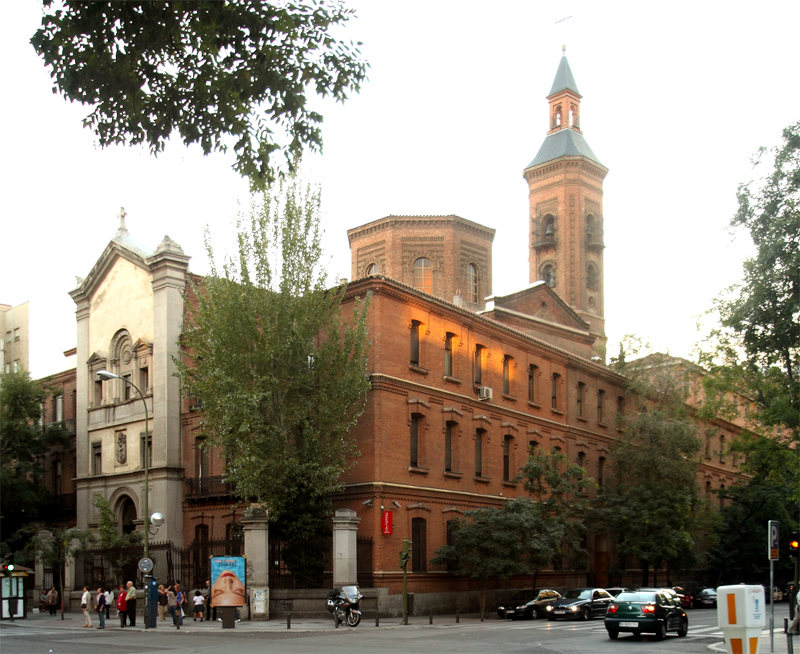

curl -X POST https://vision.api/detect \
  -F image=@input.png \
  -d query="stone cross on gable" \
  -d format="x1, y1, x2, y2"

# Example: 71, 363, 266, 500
116, 206, 130, 237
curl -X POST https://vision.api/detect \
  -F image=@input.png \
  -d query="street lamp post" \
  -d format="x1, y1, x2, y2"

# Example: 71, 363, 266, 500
96, 370, 157, 628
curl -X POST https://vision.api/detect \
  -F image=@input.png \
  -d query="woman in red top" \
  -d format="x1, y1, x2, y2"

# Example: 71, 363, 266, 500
116, 584, 128, 627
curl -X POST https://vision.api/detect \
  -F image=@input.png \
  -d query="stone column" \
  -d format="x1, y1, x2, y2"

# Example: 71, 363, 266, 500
148, 236, 190, 546
242, 507, 269, 620
64, 538, 81, 608
333, 509, 361, 587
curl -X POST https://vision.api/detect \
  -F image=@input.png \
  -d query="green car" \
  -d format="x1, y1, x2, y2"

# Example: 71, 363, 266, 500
604, 590, 688, 640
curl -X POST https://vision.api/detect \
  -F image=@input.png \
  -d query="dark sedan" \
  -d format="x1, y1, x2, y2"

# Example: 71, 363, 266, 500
545, 588, 614, 621
497, 589, 561, 620
605, 590, 688, 640
693, 588, 717, 608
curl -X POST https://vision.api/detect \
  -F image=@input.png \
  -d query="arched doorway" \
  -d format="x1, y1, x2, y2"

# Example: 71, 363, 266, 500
119, 496, 138, 535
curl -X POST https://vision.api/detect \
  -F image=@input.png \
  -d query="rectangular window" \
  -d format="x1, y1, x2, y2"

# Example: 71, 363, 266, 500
55, 395, 63, 422
503, 435, 513, 482
92, 442, 102, 476
577, 451, 586, 468
528, 364, 538, 402
551, 373, 561, 410
410, 320, 421, 366
474, 429, 484, 477
122, 373, 132, 401
616, 395, 625, 425
94, 378, 103, 405
139, 366, 149, 393
474, 345, 484, 386
598, 456, 605, 488
444, 333, 455, 377
140, 432, 152, 469
54, 460, 63, 496
195, 438, 210, 485
410, 414, 421, 467
597, 389, 605, 423
577, 382, 585, 417
503, 355, 513, 395
444, 421, 455, 472
411, 518, 427, 573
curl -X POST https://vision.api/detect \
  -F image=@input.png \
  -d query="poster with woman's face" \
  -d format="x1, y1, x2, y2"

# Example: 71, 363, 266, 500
209, 556, 246, 607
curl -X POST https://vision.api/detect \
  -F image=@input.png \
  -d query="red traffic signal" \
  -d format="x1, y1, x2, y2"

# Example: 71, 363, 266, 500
1, 563, 15, 576
790, 531, 799, 558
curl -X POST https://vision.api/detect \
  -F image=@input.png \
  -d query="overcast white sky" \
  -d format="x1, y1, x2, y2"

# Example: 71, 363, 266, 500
2, 2, 798, 379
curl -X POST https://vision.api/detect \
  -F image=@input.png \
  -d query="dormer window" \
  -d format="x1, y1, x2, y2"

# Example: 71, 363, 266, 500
365, 263, 379, 276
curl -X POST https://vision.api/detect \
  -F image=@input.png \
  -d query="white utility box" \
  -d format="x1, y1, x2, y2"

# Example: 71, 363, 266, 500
716, 585, 766, 654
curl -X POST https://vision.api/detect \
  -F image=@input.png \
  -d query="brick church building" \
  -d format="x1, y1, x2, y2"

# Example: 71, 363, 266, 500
41, 54, 746, 606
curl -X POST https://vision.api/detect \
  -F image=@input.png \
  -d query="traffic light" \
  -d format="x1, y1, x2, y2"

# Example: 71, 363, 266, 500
1, 563, 15, 576
790, 531, 799, 558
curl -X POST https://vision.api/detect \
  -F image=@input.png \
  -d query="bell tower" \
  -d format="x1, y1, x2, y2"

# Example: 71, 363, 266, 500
523, 52, 609, 360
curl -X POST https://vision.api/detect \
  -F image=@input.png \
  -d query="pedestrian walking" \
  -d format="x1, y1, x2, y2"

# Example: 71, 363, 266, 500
125, 581, 137, 627
192, 590, 204, 621
95, 588, 106, 629
157, 584, 168, 621
117, 584, 128, 627
80, 586, 92, 628
175, 584, 185, 625
45, 587, 59, 616
167, 585, 180, 628
104, 587, 113, 620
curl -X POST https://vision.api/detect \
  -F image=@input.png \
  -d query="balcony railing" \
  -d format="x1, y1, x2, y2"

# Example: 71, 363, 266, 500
185, 475, 237, 500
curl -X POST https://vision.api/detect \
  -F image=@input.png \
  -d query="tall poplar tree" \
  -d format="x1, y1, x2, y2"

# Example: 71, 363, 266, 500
176, 176, 370, 541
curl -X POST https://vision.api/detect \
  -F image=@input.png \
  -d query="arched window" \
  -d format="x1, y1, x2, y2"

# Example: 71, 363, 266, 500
365, 263, 379, 276
413, 257, 432, 293
543, 214, 555, 240
587, 263, 598, 289
586, 214, 596, 239
541, 264, 556, 288
466, 263, 478, 303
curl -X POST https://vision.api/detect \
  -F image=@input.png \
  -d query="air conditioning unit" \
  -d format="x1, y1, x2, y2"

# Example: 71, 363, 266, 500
478, 386, 493, 401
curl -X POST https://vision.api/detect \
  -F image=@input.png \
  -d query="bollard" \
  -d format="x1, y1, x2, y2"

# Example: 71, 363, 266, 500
375, 612, 379, 627
481, 608, 485, 622
429, 611, 433, 625
287, 614, 291, 629
456, 609, 459, 624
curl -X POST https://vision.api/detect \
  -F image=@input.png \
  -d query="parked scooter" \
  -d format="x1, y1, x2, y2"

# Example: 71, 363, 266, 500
326, 585, 363, 626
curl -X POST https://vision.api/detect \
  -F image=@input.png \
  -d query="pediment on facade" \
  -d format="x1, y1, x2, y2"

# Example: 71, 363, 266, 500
487, 283, 589, 331
70, 237, 153, 304
87, 351, 108, 367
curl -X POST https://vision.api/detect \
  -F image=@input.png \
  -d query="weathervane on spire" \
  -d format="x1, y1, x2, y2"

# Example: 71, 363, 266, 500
555, 13, 572, 55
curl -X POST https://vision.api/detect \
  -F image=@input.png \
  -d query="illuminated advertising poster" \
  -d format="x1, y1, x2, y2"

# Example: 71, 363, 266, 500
209, 555, 246, 607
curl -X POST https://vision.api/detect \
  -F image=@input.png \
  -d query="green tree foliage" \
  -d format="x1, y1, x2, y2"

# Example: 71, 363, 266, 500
0, 371, 69, 544
700, 120, 799, 439
432, 448, 591, 611
603, 345, 706, 586
176, 175, 371, 542
31, 1, 368, 190
91, 494, 142, 583
706, 433, 797, 585
28, 526, 93, 618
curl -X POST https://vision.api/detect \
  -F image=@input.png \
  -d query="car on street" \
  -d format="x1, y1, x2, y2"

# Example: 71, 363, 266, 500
545, 588, 615, 621
606, 587, 631, 597
671, 587, 693, 609
693, 587, 717, 608
496, 589, 561, 620
604, 589, 689, 640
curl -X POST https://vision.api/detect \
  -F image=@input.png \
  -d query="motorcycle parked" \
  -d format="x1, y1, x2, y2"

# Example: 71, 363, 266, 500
326, 585, 363, 627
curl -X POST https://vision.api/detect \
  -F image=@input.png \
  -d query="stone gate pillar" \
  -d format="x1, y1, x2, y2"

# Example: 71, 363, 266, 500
332, 508, 361, 587
34, 530, 53, 599
242, 507, 269, 620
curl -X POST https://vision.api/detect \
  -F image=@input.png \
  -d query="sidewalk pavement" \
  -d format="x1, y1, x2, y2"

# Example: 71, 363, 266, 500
7, 609, 492, 633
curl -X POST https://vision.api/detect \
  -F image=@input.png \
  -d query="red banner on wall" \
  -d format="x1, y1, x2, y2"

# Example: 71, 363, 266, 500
382, 510, 393, 535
